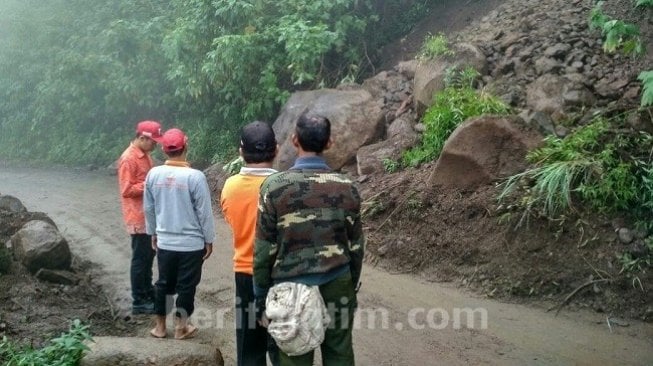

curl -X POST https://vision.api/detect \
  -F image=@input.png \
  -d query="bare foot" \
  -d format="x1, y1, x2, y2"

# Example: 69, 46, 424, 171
174, 324, 198, 340
149, 328, 167, 339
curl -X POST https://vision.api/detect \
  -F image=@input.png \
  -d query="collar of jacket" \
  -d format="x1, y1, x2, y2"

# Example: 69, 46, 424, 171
290, 156, 330, 170
164, 160, 191, 168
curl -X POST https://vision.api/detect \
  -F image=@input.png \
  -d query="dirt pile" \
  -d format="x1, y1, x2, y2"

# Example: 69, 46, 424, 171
0, 198, 135, 348
363, 0, 653, 320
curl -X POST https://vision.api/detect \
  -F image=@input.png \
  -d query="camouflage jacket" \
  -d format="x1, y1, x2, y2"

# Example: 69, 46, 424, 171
253, 157, 364, 291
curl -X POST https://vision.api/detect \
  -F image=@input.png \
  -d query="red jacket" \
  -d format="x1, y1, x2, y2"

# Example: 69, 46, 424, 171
117, 143, 153, 234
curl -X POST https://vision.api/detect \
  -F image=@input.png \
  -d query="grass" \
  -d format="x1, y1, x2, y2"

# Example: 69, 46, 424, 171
0, 319, 92, 366
417, 33, 454, 60
402, 86, 510, 167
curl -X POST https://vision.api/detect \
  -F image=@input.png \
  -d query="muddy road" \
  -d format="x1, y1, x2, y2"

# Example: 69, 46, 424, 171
1, 164, 651, 365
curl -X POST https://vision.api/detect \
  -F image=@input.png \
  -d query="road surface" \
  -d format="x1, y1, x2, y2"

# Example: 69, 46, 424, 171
1, 164, 651, 365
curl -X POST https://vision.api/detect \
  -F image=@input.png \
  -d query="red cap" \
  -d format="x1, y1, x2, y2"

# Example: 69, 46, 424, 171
161, 128, 188, 153
136, 121, 163, 142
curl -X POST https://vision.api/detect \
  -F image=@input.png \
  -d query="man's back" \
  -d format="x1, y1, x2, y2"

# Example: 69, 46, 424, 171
222, 172, 272, 273
144, 163, 215, 252
256, 168, 363, 282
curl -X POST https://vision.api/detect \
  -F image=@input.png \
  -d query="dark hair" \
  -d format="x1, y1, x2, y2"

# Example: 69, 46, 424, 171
240, 121, 276, 164
165, 146, 185, 158
295, 113, 331, 153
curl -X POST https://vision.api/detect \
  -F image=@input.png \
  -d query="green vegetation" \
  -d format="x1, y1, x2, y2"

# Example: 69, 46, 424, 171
382, 158, 400, 173
223, 157, 245, 176
402, 68, 510, 167
417, 33, 454, 60
498, 115, 653, 275
638, 70, 653, 107
635, 0, 653, 7
589, 2, 644, 56
0, 319, 92, 366
0, 0, 434, 166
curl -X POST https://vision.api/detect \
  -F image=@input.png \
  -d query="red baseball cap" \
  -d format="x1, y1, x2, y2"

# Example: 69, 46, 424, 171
161, 128, 188, 153
136, 120, 163, 142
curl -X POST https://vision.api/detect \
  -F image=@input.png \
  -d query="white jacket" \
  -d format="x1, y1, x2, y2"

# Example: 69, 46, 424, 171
265, 282, 331, 356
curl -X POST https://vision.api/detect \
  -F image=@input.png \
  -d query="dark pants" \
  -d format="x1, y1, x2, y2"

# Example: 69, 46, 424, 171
235, 272, 279, 366
130, 234, 155, 305
279, 272, 357, 366
154, 248, 204, 318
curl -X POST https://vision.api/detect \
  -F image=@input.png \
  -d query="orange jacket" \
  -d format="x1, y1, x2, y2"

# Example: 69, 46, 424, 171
221, 170, 275, 274
117, 143, 153, 234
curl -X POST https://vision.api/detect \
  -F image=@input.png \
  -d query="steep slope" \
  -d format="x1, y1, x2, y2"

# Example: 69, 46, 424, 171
363, 0, 653, 321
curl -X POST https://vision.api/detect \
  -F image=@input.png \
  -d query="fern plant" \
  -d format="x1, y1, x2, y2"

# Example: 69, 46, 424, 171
638, 70, 653, 107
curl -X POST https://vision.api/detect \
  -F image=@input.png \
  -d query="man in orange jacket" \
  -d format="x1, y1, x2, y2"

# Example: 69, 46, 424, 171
221, 121, 279, 366
117, 120, 163, 315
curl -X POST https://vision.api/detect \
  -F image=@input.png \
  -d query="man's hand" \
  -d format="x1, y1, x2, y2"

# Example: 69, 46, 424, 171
151, 235, 158, 251
203, 243, 213, 260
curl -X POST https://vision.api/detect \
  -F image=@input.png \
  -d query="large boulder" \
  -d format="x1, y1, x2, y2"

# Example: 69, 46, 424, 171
80, 336, 223, 366
203, 162, 232, 211
10, 220, 71, 273
429, 115, 543, 190
356, 114, 420, 175
0, 195, 27, 213
273, 88, 385, 171
413, 42, 487, 115
0, 211, 57, 244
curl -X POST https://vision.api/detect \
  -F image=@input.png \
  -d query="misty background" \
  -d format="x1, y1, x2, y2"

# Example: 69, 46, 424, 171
0, 0, 436, 167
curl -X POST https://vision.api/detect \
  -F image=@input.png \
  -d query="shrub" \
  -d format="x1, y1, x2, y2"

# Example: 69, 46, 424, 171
417, 33, 454, 60
499, 116, 653, 229
0, 319, 92, 366
589, 2, 644, 56
402, 87, 510, 167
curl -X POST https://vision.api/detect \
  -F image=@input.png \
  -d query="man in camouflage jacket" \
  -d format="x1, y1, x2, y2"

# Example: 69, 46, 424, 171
253, 113, 364, 366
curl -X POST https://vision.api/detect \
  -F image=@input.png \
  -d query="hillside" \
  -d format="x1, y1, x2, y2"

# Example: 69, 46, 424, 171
359, 0, 653, 321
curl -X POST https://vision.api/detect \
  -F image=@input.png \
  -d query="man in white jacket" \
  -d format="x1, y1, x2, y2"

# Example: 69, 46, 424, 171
144, 128, 215, 340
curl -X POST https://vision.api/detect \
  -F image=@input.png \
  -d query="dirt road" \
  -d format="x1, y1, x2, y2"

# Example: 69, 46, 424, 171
1, 165, 651, 365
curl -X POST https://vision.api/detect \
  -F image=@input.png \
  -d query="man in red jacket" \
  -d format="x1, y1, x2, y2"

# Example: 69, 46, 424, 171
117, 120, 163, 315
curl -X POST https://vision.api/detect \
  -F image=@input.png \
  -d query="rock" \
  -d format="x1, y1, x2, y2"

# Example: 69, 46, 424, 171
395, 60, 418, 79
356, 115, 419, 175
35, 268, 80, 285
80, 336, 223, 366
527, 110, 556, 135
10, 220, 71, 273
0, 195, 27, 213
617, 228, 634, 244
526, 74, 594, 122
534, 57, 561, 75
203, 163, 232, 211
543, 43, 571, 59
413, 42, 487, 114
627, 240, 649, 259
562, 88, 596, 107
429, 115, 543, 190
272, 88, 385, 171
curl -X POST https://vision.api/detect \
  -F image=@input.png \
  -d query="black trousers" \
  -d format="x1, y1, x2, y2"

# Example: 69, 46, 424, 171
130, 234, 155, 304
235, 272, 279, 366
154, 248, 204, 318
